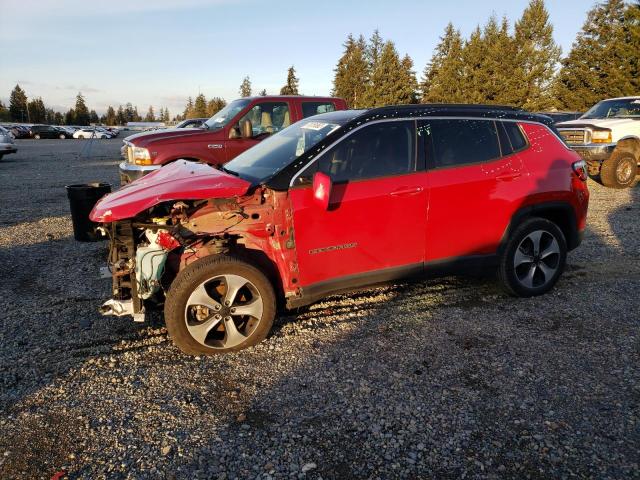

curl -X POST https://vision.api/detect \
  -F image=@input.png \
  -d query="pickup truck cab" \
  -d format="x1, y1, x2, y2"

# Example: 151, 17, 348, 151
557, 97, 640, 188
119, 95, 347, 184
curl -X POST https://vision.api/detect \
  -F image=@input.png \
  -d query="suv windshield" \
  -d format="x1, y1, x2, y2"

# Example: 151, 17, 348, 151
581, 99, 640, 119
204, 99, 250, 130
224, 118, 342, 184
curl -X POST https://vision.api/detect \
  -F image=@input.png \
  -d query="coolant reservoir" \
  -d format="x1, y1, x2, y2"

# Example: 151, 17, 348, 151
135, 230, 168, 299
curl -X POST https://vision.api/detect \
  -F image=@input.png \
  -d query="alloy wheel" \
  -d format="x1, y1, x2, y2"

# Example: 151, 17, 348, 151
616, 158, 634, 184
184, 274, 264, 349
513, 230, 560, 289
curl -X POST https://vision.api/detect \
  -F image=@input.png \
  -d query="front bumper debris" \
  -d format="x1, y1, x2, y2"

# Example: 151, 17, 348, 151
569, 143, 616, 177
100, 299, 145, 322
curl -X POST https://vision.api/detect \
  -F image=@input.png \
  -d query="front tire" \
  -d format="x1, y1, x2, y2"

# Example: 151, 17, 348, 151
600, 150, 638, 189
34, 134, 41, 139
499, 218, 567, 297
164, 255, 276, 355
59, 134, 66, 139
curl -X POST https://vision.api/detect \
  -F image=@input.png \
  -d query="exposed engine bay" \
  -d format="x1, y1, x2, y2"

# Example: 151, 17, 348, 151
99, 188, 298, 322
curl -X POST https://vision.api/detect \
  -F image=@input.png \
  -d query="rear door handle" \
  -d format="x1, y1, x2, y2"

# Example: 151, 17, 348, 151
496, 172, 522, 182
390, 186, 423, 196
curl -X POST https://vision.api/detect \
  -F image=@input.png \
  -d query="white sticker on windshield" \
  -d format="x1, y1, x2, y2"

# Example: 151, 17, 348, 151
632, 99, 640, 104
302, 122, 329, 131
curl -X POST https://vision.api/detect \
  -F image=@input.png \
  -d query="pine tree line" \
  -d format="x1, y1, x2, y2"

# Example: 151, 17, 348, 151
333, 0, 639, 111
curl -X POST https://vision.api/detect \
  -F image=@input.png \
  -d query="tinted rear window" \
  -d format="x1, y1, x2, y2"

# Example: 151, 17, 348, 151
421, 119, 501, 169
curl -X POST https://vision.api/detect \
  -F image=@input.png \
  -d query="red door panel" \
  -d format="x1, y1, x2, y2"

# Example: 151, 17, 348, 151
291, 172, 428, 287
425, 153, 526, 262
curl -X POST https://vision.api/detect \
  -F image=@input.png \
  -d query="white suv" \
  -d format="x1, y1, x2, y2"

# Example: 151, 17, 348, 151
557, 97, 640, 189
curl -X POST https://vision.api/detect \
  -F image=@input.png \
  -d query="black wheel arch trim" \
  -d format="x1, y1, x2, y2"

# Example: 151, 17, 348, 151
500, 202, 580, 253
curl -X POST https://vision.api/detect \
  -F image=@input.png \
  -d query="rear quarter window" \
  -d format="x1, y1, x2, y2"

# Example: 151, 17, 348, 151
302, 102, 337, 118
503, 122, 528, 151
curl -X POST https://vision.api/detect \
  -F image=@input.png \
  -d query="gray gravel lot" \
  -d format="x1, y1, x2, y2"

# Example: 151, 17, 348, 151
0, 138, 639, 479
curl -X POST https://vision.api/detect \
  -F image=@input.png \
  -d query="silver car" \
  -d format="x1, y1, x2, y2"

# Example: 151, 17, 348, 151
0, 126, 17, 160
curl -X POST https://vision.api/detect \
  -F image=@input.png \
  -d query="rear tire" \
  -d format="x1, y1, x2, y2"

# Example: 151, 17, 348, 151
499, 218, 567, 297
600, 150, 638, 189
164, 255, 276, 355
59, 134, 65, 139
34, 134, 41, 139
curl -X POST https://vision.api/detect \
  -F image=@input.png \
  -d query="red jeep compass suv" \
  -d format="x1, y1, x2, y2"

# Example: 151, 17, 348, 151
90, 105, 589, 355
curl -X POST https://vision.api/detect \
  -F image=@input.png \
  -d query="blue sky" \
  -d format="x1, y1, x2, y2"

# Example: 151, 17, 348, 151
0, 0, 594, 116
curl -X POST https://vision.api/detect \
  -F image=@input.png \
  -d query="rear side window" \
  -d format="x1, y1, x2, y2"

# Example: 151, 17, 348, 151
302, 102, 336, 118
503, 122, 527, 151
420, 119, 501, 169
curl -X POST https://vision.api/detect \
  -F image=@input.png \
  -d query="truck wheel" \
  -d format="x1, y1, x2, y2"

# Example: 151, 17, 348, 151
600, 150, 638, 189
499, 218, 567, 297
164, 255, 276, 355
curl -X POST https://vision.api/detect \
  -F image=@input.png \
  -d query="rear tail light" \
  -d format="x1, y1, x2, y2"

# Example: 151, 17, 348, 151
572, 160, 588, 182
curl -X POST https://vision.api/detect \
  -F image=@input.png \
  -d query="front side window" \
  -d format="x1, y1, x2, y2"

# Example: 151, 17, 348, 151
302, 102, 336, 118
420, 119, 500, 169
237, 102, 290, 136
581, 98, 640, 119
317, 121, 416, 183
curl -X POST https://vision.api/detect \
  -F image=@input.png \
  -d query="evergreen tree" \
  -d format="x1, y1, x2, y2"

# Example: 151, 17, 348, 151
514, 0, 561, 110
366, 29, 384, 72
89, 110, 99, 124
332, 34, 369, 108
420, 23, 465, 103
193, 94, 208, 117
64, 109, 75, 125
628, 1, 640, 92
105, 106, 117, 125
144, 105, 156, 122
54, 112, 64, 125
0, 101, 11, 121
554, 0, 638, 110
183, 97, 194, 119
27, 97, 47, 123
9, 84, 28, 122
74, 92, 90, 125
124, 103, 136, 122
162, 108, 171, 122
460, 17, 523, 106
116, 106, 126, 125
207, 97, 226, 116
259, 89, 267, 96
364, 40, 417, 107
280, 66, 300, 95
133, 106, 141, 122
239, 76, 252, 97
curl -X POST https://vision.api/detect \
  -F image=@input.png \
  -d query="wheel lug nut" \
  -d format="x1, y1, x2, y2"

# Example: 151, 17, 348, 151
230, 308, 236, 313
225, 301, 230, 306
225, 316, 232, 321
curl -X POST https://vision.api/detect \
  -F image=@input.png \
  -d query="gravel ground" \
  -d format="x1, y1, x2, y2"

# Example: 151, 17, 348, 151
0, 138, 639, 479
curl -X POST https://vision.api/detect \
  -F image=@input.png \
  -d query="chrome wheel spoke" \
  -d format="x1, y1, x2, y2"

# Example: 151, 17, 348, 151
514, 248, 534, 267
540, 239, 560, 260
528, 230, 543, 256
187, 283, 222, 311
223, 317, 246, 347
522, 264, 537, 288
187, 315, 222, 344
232, 298, 263, 319
223, 275, 248, 306
537, 261, 555, 281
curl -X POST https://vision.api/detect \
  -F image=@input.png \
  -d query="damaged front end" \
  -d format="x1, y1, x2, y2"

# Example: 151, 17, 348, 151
91, 161, 300, 323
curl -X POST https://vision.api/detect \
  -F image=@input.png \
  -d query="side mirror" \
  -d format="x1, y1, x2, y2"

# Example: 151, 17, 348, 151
229, 126, 240, 139
312, 172, 332, 210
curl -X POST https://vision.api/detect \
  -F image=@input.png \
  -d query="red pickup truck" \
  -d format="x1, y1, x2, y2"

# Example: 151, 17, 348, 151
119, 95, 347, 184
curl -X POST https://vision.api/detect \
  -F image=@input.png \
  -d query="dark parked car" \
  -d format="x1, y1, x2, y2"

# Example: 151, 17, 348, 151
7, 125, 30, 139
29, 125, 65, 139
175, 118, 208, 129
92, 104, 590, 355
53, 126, 74, 139
537, 111, 583, 124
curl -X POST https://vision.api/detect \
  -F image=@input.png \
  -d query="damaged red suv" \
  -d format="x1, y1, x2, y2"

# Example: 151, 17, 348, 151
90, 105, 589, 355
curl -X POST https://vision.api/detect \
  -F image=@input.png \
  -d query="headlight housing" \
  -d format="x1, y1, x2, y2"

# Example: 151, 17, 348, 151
591, 130, 612, 143
133, 147, 153, 165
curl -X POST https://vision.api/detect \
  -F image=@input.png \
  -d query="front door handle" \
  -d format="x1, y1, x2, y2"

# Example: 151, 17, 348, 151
390, 186, 423, 196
